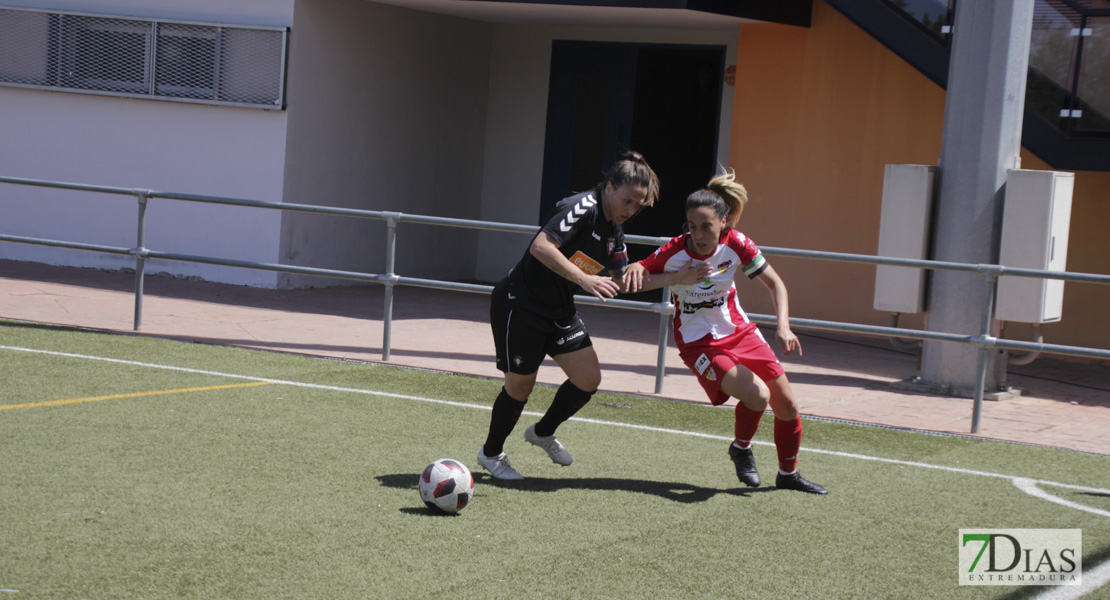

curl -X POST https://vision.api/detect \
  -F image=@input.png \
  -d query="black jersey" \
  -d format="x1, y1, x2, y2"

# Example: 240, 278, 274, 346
497, 190, 625, 320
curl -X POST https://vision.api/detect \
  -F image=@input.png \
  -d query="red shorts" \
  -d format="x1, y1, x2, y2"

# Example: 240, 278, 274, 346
678, 328, 785, 406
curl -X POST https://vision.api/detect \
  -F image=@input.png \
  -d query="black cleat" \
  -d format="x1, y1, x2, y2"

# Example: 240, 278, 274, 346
728, 443, 761, 487
775, 471, 828, 495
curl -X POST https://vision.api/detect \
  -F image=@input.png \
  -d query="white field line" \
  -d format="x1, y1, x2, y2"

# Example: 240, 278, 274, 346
1034, 558, 1110, 600
3, 345, 1109, 508
1013, 478, 1110, 519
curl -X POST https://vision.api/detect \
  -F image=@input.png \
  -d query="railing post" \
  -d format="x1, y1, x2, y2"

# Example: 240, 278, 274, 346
654, 287, 672, 394
133, 191, 150, 331
970, 269, 999, 434
382, 213, 401, 361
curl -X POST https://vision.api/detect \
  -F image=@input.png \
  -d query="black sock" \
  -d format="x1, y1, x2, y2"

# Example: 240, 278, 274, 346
482, 387, 524, 457
534, 380, 594, 437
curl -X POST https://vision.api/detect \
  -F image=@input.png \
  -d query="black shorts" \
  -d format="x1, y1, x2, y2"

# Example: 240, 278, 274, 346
490, 300, 593, 375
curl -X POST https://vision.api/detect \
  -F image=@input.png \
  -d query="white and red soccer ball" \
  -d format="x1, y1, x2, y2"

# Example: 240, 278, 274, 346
419, 458, 474, 514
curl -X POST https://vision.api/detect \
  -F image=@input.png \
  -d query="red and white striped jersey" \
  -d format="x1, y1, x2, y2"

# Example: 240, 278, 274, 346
638, 229, 768, 347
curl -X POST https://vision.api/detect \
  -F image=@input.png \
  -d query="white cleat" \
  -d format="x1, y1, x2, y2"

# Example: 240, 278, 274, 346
476, 448, 524, 480
524, 424, 573, 466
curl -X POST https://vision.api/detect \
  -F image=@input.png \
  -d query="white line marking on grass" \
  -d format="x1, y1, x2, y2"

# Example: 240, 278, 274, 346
1033, 558, 1110, 600
4, 345, 1109, 519
1012, 478, 1110, 519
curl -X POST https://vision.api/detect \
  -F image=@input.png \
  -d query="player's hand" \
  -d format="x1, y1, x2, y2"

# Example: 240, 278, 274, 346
582, 274, 620, 300
621, 263, 646, 293
674, 259, 713, 285
777, 327, 802, 356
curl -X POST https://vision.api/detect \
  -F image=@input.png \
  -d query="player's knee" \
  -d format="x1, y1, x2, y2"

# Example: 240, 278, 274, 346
577, 375, 601, 393
743, 382, 770, 411
774, 405, 798, 421
740, 394, 768, 413
767, 377, 798, 419
504, 379, 536, 401
570, 370, 601, 393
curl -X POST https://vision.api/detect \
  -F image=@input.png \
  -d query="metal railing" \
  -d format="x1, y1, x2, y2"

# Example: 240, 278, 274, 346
2, 173, 1109, 435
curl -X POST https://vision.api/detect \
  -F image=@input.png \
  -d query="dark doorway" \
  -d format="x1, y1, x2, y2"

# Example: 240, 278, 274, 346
540, 40, 726, 263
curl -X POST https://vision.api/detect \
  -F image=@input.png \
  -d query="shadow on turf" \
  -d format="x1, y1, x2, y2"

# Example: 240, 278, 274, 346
376, 473, 774, 505
399, 506, 464, 517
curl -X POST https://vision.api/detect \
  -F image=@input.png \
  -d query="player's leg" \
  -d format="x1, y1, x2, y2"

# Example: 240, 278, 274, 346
482, 370, 535, 457
480, 300, 544, 480
765, 374, 827, 495
719, 365, 769, 487
551, 344, 602, 392
478, 374, 532, 480
677, 343, 768, 487
764, 374, 801, 473
523, 319, 601, 466
726, 329, 826, 495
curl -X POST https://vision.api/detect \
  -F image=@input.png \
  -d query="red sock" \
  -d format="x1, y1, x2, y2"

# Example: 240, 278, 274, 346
774, 416, 802, 473
733, 404, 764, 447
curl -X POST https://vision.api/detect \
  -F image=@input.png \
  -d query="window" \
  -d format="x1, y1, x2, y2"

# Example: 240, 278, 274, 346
0, 7, 287, 109
61, 16, 150, 94
156, 23, 218, 99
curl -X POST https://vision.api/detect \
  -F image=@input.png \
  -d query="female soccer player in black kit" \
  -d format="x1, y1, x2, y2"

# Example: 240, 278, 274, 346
477, 152, 659, 479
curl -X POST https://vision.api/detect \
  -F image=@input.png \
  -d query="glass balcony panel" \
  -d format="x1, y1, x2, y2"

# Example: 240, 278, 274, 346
1074, 17, 1110, 133
886, 0, 954, 38
1027, 0, 1082, 128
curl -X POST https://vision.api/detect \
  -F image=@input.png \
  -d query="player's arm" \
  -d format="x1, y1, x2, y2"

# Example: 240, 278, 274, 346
530, 232, 620, 301
752, 264, 802, 356
623, 259, 712, 293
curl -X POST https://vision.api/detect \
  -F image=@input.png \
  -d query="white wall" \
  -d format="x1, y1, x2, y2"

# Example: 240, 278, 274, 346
474, 24, 738, 282
0, 0, 294, 287
277, 0, 492, 288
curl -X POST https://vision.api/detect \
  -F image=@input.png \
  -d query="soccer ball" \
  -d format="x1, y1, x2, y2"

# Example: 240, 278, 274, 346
419, 458, 474, 514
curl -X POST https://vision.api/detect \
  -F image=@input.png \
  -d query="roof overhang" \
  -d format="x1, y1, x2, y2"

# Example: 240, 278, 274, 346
364, 0, 812, 29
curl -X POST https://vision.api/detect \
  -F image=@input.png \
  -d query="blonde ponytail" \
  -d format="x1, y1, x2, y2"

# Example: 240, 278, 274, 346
686, 168, 749, 229
707, 169, 748, 228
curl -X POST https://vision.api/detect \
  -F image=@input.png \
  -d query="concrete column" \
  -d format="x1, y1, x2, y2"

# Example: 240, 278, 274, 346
919, 0, 1035, 394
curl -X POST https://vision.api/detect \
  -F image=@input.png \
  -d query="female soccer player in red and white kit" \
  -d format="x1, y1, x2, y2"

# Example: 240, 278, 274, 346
625, 170, 827, 494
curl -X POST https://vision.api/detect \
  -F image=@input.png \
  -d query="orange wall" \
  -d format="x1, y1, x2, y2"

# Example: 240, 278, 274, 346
728, 0, 1109, 353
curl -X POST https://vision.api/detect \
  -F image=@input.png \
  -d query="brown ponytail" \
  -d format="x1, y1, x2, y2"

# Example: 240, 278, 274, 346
598, 151, 660, 207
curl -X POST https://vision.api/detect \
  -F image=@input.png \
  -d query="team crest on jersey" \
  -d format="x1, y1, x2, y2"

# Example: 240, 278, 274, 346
717, 259, 733, 273
694, 354, 711, 375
